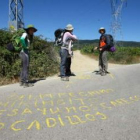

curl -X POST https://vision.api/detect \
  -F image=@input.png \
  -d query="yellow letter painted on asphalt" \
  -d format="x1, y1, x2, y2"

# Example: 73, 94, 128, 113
58, 115, 65, 126
37, 108, 47, 115
11, 120, 25, 131
96, 112, 107, 120
0, 123, 5, 130
65, 107, 77, 113
50, 107, 60, 114
7, 109, 18, 117
27, 120, 41, 130
46, 118, 57, 128
79, 106, 91, 112
100, 103, 112, 110
66, 115, 83, 125
85, 114, 95, 121
22, 108, 33, 115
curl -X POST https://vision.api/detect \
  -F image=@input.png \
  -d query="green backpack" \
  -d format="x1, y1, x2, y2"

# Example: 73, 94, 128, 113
7, 29, 25, 52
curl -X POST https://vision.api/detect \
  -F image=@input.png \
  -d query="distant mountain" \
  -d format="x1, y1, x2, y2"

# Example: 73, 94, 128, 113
78, 40, 140, 47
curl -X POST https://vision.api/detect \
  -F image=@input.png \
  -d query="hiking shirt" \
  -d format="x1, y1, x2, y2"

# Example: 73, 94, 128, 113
62, 32, 77, 55
20, 33, 31, 51
99, 34, 110, 51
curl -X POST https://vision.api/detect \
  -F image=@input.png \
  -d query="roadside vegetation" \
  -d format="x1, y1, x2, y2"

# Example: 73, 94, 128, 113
0, 29, 59, 85
80, 44, 140, 64
0, 29, 140, 85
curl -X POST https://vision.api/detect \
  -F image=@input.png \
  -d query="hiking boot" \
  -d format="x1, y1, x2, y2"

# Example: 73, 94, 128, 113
19, 82, 24, 86
66, 72, 76, 76
106, 71, 110, 74
61, 77, 69, 81
70, 73, 76, 76
23, 82, 34, 88
101, 72, 107, 76
96, 70, 102, 75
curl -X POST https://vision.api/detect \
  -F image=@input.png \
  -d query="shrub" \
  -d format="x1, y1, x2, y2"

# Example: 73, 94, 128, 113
80, 44, 140, 64
0, 29, 59, 85
81, 45, 94, 54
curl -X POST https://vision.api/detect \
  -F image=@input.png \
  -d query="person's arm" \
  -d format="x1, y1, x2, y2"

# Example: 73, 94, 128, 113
67, 32, 77, 41
20, 33, 28, 49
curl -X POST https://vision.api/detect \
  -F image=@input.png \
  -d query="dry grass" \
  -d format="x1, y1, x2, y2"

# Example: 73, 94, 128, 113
0, 77, 19, 86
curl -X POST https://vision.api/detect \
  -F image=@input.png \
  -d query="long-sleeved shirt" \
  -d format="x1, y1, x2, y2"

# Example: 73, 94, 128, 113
62, 32, 77, 55
20, 33, 30, 51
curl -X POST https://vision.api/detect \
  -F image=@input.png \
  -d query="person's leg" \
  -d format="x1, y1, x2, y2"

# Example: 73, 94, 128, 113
20, 52, 28, 82
101, 51, 108, 76
20, 51, 33, 87
66, 57, 71, 75
23, 53, 29, 82
99, 52, 103, 73
19, 52, 24, 85
60, 49, 69, 78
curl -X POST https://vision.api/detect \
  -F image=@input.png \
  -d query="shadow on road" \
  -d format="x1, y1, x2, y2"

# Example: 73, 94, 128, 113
29, 78, 46, 84
93, 70, 111, 75
58, 73, 76, 77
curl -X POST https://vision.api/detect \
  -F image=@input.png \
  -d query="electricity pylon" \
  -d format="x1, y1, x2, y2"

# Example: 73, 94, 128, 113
9, 0, 24, 31
110, 0, 127, 40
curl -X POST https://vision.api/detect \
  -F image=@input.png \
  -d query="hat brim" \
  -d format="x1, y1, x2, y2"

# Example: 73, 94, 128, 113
99, 29, 106, 33
24, 27, 37, 32
65, 28, 74, 31
99, 29, 105, 31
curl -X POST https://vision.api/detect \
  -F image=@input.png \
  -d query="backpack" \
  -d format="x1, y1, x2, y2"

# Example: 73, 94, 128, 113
7, 29, 25, 52
54, 29, 65, 46
105, 34, 116, 52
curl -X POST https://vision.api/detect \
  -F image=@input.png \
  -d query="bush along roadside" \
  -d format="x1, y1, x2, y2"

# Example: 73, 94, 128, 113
0, 29, 59, 85
80, 45, 140, 64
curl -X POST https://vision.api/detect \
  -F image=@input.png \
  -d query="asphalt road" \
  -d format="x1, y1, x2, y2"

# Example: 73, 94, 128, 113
0, 64, 140, 140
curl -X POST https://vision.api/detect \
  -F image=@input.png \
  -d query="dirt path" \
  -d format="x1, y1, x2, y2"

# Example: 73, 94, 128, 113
71, 50, 121, 73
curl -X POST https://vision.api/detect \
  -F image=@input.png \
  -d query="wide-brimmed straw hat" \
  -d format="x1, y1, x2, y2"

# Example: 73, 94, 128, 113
65, 24, 74, 31
24, 25, 37, 32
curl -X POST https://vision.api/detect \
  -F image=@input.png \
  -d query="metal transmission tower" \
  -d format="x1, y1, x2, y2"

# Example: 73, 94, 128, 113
9, 0, 24, 31
110, 0, 127, 40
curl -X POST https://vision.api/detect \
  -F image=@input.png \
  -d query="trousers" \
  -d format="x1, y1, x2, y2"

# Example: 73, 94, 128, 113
99, 51, 108, 72
19, 50, 29, 83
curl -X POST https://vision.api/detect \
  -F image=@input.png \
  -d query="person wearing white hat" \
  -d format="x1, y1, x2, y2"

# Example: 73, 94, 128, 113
95, 27, 110, 76
60, 24, 77, 81
99, 27, 106, 32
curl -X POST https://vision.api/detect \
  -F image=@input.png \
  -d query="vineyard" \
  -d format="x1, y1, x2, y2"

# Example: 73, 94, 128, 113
80, 45, 140, 64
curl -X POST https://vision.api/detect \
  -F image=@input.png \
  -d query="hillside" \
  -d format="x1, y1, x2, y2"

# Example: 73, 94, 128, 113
78, 40, 140, 47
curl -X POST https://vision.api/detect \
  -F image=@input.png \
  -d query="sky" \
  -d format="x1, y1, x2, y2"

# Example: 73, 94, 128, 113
0, 0, 140, 41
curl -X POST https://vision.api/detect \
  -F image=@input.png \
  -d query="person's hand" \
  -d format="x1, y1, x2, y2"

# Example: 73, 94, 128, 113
99, 48, 103, 51
69, 51, 73, 58
94, 47, 98, 51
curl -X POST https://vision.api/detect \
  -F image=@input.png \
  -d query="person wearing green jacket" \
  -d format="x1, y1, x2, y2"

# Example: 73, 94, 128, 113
20, 25, 37, 87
